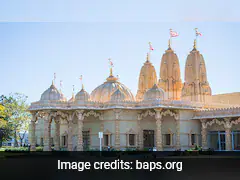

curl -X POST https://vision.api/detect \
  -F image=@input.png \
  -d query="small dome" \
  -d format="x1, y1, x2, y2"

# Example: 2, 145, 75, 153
91, 69, 135, 102
111, 89, 126, 101
40, 81, 66, 102
75, 87, 90, 102
144, 84, 165, 101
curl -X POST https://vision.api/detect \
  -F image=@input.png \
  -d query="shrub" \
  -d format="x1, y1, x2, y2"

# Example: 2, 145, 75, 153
4, 147, 28, 152
125, 147, 137, 151
36, 147, 43, 151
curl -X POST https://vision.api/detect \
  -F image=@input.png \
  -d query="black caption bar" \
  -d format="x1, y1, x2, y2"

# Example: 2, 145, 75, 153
0, 151, 240, 180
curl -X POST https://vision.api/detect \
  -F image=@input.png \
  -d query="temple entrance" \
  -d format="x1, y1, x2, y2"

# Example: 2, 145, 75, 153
219, 132, 226, 150
208, 131, 226, 151
143, 130, 155, 149
82, 130, 90, 150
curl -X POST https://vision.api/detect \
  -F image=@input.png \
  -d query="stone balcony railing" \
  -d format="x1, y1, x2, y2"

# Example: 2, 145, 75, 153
193, 106, 240, 119
29, 98, 240, 111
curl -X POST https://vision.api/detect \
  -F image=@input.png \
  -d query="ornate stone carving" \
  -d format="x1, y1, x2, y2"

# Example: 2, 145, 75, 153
137, 114, 143, 149
160, 109, 178, 120
175, 112, 181, 149
30, 114, 36, 151
54, 116, 60, 151
83, 110, 102, 119
37, 110, 50, 119
154, 109, 162, 120
43, 117, 51, 151
113, 109, 122, 150
56, 111, 69, 120
230, 117, 240, 126
155, 111, 163, 151
74, 110, 84, 121
138, 110, 156, 120
67, 116, 73, 151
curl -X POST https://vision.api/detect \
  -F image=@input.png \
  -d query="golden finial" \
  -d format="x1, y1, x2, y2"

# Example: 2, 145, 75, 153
82, 83, 84, 90
110, 67, 113, 76
108, 58, 113, 76
146, 52, 150, 62
193, 39, 197, 50
52, 80, 54, 86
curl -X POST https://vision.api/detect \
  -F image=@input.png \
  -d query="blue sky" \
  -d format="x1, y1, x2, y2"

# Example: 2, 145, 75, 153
1, 1, 240, 103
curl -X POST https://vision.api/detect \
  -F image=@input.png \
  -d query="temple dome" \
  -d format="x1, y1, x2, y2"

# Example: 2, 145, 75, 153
40, 81, 66, 102
91, 69, 135, 102
75, 86, 90, 102
144, 84, 165, 101
110, 89, 126, 102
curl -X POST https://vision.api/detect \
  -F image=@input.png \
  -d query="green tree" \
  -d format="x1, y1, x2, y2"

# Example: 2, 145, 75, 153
2, 93, 31, 147
0, 104, 6, 126
0, 97, 12, 147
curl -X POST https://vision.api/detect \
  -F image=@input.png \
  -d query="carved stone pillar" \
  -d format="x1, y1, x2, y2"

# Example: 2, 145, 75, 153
200, 119, 208, 150
225, 128, 232, 151
114, 110, 121, 150
155, 110, 163, 151
30, 114, 36, 151
77, 111, 84, 151
224, 118, 232, 151
68, 115, 73, 151
43, 115, 51, 151
54, 117, 60, 151
137, 114, 143, 150
175, 113, 181, 150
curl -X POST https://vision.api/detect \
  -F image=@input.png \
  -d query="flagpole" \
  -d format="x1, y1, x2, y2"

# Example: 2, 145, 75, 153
169, 29, 172, 49
80, 75, 83, 89
60, 80, 62, 93
148, 42, 152, 61
194, 28, 198, 49
54, 73, 56, 85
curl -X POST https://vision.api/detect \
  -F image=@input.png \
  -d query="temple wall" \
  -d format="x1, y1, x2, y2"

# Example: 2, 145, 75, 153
161, 115, 176, 150
179, 110, 201, 150
82, 115, 101, 149
119, 110, 138, 148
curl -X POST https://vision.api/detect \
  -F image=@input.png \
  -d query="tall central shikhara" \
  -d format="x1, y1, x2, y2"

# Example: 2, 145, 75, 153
158, 29, 182, 100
